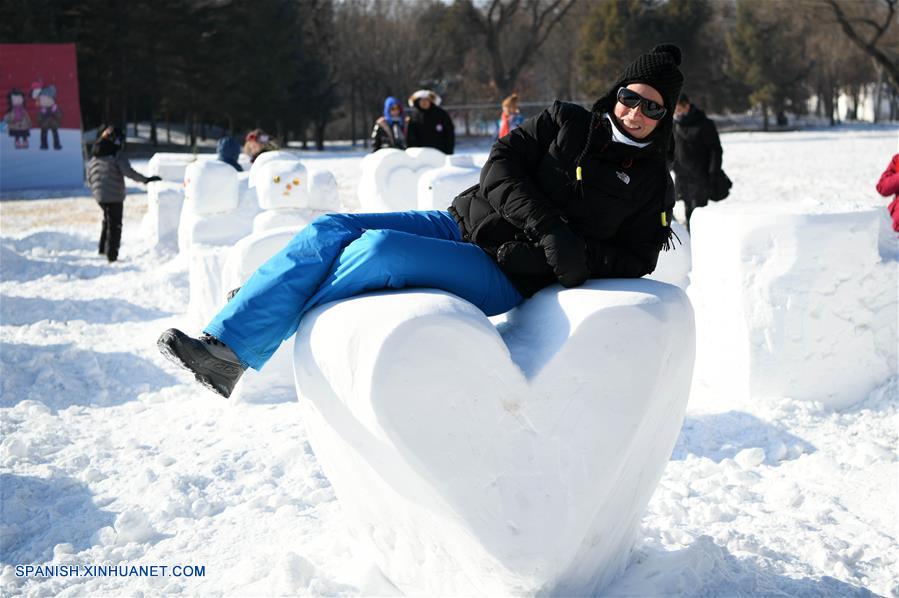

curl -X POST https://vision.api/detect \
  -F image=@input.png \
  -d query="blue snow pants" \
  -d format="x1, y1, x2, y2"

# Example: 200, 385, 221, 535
204, 211, 524, 370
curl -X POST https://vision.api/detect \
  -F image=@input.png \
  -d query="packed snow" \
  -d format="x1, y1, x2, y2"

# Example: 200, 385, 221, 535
293, 282, 694, 595
1, 127, 897, 597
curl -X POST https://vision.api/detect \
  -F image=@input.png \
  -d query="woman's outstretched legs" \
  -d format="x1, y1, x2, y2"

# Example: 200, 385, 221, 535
159, 210, 522, 396
204, 210, 469, 370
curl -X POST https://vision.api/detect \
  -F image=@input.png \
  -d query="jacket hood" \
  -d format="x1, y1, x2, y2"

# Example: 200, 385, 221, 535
383, 96, 403, 124
408, 89, 442, 109
217, 136, 241, 162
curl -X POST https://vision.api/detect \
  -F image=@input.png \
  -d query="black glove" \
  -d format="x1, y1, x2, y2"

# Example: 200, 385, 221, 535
145, 175, 162, 183
539, 223, 589, 288
496, 241, 553, 276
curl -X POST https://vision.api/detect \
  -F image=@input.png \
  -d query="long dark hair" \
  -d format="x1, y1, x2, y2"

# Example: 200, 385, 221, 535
7, 89, 25, 113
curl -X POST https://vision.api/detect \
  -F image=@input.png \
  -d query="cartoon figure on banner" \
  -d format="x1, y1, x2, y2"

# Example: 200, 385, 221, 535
2, 89, 32, 149
31, 79, 62, 150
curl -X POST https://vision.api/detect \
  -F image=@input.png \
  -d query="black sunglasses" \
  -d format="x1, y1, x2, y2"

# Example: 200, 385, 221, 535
616, 87, 667, 121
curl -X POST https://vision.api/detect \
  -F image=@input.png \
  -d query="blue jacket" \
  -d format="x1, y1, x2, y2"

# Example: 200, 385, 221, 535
217, 136, 243, 171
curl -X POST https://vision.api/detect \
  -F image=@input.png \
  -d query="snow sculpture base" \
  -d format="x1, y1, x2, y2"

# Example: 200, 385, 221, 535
142, 181, 183, 253
416, 154, 480, 212
221, 226, 304, 402
186, 244, 229, 329
689, 205, 897, 409
293, 280, 695, 596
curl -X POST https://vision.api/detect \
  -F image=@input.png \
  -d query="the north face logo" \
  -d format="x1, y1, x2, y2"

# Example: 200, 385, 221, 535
617, 171, 630, 184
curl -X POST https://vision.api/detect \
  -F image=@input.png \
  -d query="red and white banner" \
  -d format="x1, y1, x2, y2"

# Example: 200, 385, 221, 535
0, 43, 84, 191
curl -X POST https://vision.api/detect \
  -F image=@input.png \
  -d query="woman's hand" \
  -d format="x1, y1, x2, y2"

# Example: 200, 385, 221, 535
539, 223, 589, 288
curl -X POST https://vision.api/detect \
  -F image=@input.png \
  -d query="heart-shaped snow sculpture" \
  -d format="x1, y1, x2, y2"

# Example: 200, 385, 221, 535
293, 279, 695, 596
357, 147, 446, 212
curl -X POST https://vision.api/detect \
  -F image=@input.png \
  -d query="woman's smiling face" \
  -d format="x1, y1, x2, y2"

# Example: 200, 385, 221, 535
613, 83, 664, 139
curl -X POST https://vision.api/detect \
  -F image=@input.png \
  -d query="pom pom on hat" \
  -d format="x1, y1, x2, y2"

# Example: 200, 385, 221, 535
651, 43, 681, 66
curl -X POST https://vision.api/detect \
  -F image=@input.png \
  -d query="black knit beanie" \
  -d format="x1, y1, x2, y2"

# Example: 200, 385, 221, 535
617, 43, 684, 114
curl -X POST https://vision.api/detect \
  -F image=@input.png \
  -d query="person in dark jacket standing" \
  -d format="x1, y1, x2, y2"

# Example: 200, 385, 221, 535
87, 127, 160, 262
671, 93, 722, 230
217, 136, 243, 171
371, 96, 408, 152
406, 89, 454, 154
157, 44, 683, 398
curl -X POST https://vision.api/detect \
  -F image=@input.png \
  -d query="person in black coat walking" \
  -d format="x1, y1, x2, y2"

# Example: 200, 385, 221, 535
406, 90, 454, 154
156, 44, 684, 398
671, 93, 722, 229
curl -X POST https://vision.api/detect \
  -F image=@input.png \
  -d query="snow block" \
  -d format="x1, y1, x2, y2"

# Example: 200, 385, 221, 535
357, 147, 446, 212
142, 181, 184, 253
184, 160, 239, 215
186, 244, 230, 329
417, 155, 481, 212
178, 173, 258, 256
148, 153, 196, 183
254, 159, 311, 210
221, 226, 304, 401
688, 205, 897, 409
247, 150, 301, 188
293, 280, 695, 596
647, 221, 691, 289
307, 168, 341, 212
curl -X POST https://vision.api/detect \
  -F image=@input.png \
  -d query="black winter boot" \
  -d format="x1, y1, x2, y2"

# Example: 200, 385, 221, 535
157, 329, 245, 398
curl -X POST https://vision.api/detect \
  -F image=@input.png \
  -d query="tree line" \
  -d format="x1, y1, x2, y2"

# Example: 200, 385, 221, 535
2, 0, 896, 148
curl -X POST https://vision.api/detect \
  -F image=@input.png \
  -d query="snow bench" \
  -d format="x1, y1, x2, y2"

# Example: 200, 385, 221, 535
688, 204, 896, 409
292, 280, 695, 596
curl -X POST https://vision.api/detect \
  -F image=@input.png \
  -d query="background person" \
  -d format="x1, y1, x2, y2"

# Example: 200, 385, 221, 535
86, 127, 161, 262
671, 93, 723, 230
498, 93, 524, 138
371, 96, 407, 151
406, 89, 454, 154
217, 136, 243, 171
243, 129, 278, 163
876, 150, 899, 232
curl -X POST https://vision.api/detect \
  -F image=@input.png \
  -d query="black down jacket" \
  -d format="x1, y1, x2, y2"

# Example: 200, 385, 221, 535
407, 103, 455, 154
449, 100, 675, 297
673, 106, 722, 185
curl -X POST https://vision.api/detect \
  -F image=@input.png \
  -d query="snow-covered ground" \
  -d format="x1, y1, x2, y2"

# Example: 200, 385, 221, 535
1, 127, 898, 597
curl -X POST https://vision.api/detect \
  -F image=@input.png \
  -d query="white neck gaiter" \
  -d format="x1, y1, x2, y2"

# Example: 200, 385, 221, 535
604, 113, 652, 148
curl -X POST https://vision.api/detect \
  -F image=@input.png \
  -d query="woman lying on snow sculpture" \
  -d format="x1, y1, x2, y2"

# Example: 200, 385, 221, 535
157, 44, 684, 398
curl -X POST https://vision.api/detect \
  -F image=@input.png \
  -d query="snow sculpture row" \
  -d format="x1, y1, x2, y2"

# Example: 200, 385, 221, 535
147, 152, 251, 183
292, 281, 696, 596
357, 147, 481, 212
179, 151, 341, 330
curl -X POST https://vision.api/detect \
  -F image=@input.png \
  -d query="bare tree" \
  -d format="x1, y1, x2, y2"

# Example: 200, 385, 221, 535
465, 0, 578, 98
820, 0, 899, 89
